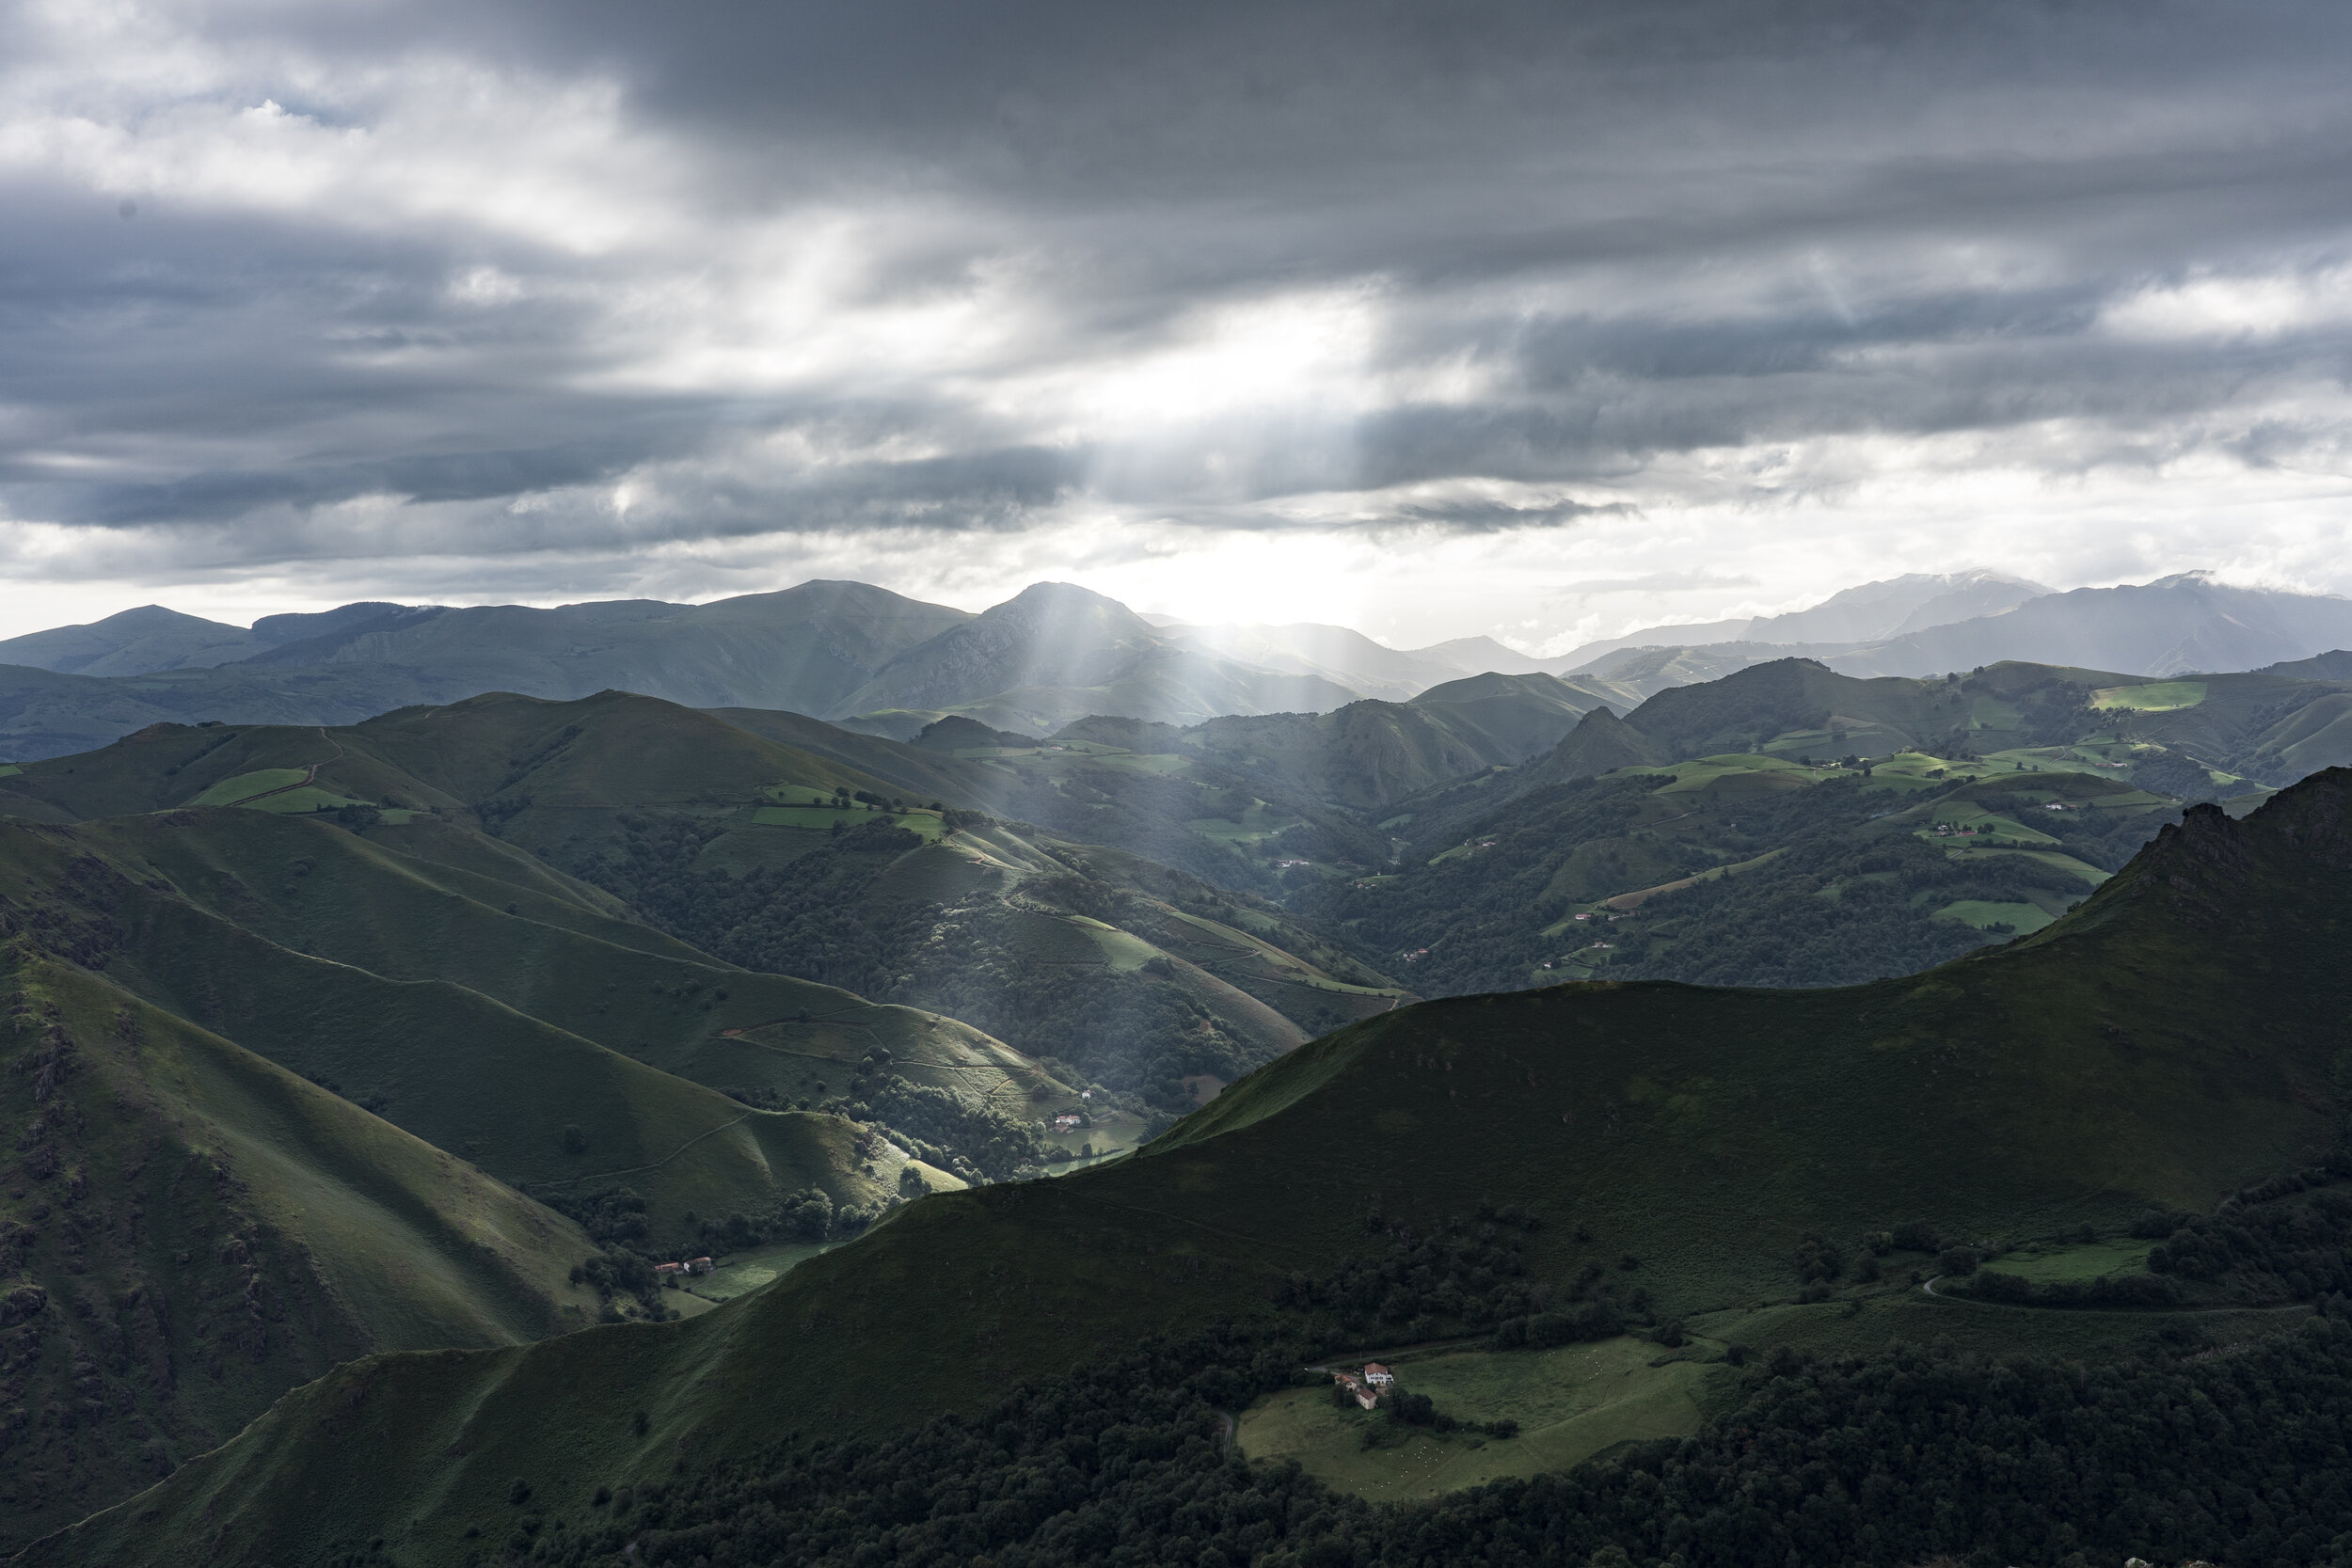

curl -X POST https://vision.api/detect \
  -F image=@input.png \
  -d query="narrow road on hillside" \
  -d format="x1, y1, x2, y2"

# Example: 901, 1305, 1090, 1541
537, 1113, 755, 1189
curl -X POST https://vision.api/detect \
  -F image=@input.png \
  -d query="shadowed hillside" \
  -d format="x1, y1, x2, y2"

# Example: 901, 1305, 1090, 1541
0, 941, 599, 1549
31, 768, 2352, 1566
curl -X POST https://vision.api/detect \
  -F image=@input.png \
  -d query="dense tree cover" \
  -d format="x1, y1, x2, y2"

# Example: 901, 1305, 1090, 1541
479, 1306, 2352, 1568
2147, 1173, 2352, 1298
2132, 751, 2225, 804
406, 1176, 2352, 1568
713, 1081, 1016, 1186
536, 1176, 900, 1322
1273, 1208, 1564, 1346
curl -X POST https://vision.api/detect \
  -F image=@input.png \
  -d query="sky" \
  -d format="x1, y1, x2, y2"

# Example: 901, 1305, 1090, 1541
5, 0, 2352, 653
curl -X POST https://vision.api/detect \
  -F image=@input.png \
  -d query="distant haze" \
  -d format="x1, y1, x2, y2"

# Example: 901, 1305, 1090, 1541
5, 2, 2352, 645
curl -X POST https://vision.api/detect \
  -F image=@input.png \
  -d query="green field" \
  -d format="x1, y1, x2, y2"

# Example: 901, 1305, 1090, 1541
1184, 801, 1303, 846
1242, 1337, 1728, 1501
246, 784, 373, 813
680, 1239, 843, 1302
751, 801, 944, 839
1942, 847, 2109, 886
188, 765, 311, 804
1914, 803, 2061, 845
1932, 898, 2058, 933
1989, 1238, 2153, 1281
2093, 680, 2209, 712
1622, 753, 1829, 795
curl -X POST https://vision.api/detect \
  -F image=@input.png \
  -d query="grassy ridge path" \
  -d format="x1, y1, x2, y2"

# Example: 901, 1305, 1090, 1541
1920, 1275, 2311, 1316
218, 728, 347, 805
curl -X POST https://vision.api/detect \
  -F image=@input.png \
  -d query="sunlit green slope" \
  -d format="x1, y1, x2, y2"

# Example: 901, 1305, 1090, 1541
0, 691, 1404, 1117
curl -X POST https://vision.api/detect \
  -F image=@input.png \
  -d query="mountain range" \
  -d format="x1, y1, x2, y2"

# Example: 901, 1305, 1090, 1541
8, 570, 2352, 765
8, 575, 2352, 1560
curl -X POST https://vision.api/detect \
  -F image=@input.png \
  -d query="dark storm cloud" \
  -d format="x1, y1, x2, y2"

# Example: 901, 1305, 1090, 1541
7, 0, 2352, 579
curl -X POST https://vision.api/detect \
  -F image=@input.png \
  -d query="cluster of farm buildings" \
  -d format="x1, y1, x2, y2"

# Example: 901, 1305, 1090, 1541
1332, 1363, 1395, 1410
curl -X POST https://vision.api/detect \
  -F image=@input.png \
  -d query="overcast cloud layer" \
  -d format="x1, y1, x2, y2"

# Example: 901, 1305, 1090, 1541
5, 0, 2352, 649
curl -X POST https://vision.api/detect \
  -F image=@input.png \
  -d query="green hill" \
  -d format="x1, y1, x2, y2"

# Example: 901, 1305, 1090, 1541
0, 942, 600, 1550
1295, 656, 2352, 995
0, 810, 1032, 1226
1310, 749, 2184, 993
1166, 672, 1622, 814
0, 692, 1406, 1126
31, 768, 2352, 1565
1536, 656, 2352, 799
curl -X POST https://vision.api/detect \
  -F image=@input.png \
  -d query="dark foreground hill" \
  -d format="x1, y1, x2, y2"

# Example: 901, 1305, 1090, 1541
0, 901, 601, 1548
31, 768, 2352, 1566
0, 731, 1088, 1543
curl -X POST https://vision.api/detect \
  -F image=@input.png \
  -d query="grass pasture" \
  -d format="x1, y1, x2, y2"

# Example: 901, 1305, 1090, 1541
1913, 804, 2061, 847
1076, 917, 1161, 972
1864, 752, 1991, 789
1240, 1338, 1729, 1501
1600, 847, 1786, 911
2094, 680, 2209, 712
187, 766, 311, 805
1625, 753, 1830, 796
1991, 1238, 2153, 1282
1184, 801, 1304, 847
1933, 898, 2058, 934
680, 1239, 842, 1303
1946, 845, 2117, 888
751, 802, 944, 840
242, 784, 373, 814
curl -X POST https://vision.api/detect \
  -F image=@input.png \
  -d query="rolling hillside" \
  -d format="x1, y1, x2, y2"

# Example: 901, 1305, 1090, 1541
0, 692, 1403, 1128
32, 768, 2352, 1566
0, 812, 987, 1228
1166, 670, 1631, 813
0, 937, 600, 1550
1305, 657, 2309, 993
1312, 749, 2184, 995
